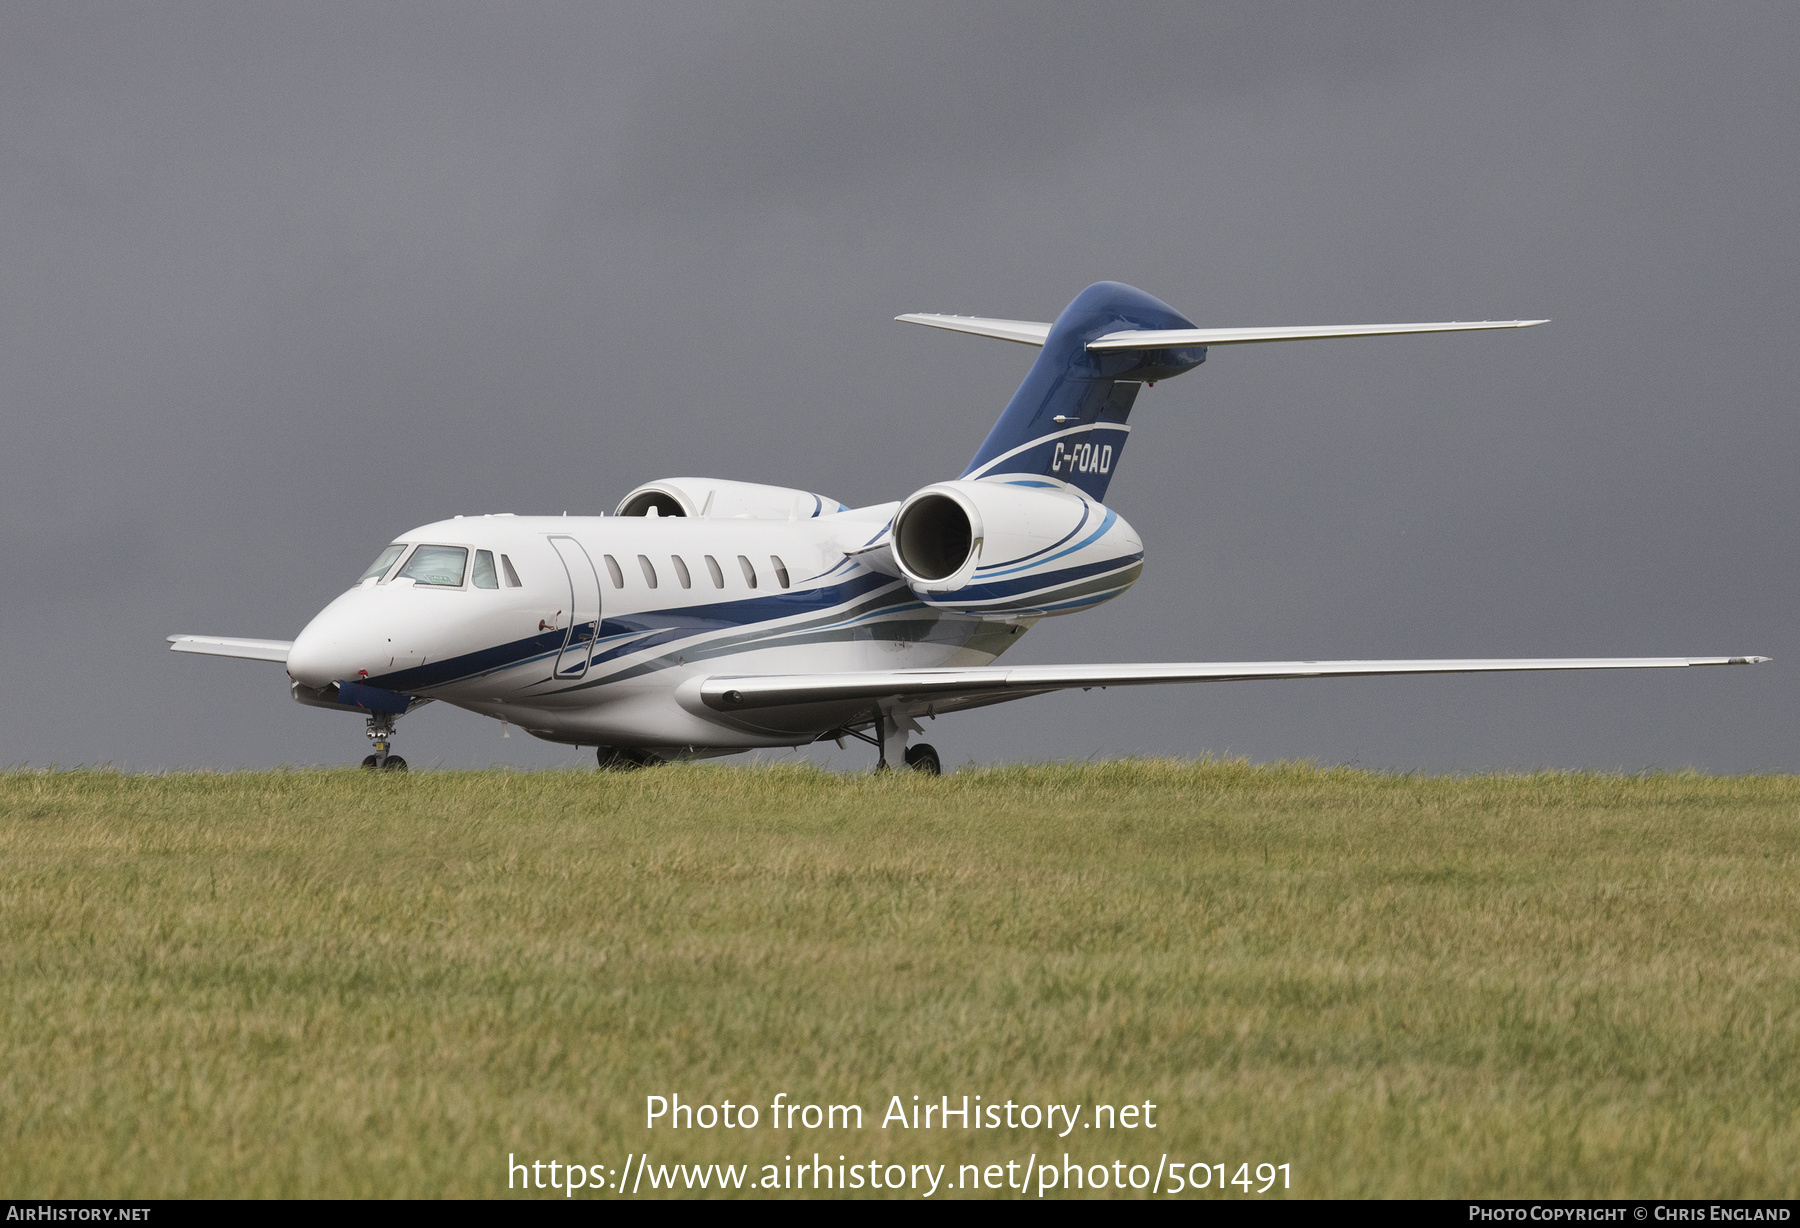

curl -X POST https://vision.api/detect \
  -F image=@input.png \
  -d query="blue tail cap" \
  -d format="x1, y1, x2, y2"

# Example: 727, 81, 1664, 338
962, 282, 1206, 501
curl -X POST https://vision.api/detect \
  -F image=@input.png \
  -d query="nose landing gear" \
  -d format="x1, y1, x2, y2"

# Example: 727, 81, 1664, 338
359, 712, 407, 771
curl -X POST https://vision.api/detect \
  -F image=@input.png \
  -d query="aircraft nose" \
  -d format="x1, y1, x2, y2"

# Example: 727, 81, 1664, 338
286, 598, 375, 688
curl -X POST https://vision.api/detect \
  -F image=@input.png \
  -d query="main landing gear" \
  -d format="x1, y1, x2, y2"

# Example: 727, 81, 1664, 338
835, 718, 942, 775
359, 712, 407, 771
596, 747, 662, 771
903, 744, 942, 776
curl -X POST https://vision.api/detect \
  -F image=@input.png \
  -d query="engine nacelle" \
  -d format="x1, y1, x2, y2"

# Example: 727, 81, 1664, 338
616, 477, 848, 520
890, 480, 1144, 618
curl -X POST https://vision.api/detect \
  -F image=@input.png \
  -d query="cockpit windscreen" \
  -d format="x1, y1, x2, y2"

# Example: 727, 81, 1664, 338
396, 545, 469, 587
358, 544, 407, 583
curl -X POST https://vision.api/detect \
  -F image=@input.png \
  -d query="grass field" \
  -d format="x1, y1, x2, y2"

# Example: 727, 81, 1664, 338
2, 760, 1797, 1199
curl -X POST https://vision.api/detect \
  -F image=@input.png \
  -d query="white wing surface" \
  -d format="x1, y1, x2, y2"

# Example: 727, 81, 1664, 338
167, 635, 293, 663
895, 314, 1054, 345
894, 314, 1548, 351
695, 656, 1767, 723
1087, 320, 1549, 350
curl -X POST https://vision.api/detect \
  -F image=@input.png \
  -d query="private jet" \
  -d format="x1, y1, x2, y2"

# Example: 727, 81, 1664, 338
169, 282, 1766, 771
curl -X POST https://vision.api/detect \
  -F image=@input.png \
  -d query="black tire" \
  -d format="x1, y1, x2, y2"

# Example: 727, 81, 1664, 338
380, 756, 408, 771
903, 743, 942, 775
597, 747, 659, 771
361, 755, 379, 769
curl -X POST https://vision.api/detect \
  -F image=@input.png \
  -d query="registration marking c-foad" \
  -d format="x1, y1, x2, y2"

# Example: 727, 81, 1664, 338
168, 281, 1769, 772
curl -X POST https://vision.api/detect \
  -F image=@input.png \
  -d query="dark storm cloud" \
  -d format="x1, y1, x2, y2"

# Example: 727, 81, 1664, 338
605, 2, 1590, 208
0, 3, 1794, 771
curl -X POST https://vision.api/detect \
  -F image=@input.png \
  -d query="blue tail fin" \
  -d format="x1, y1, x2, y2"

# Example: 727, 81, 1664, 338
961, 282, 1205, 501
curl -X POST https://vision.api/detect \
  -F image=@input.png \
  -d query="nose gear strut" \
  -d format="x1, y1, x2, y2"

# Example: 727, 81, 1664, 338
360, 712, 407, 771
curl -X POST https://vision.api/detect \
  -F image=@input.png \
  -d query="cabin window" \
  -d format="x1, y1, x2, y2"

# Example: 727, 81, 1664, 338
738, 555, 758, 588
638, 555, 658, 588
672, 555, 692, 588
358, 543, 406, 583
771, 555, 790, 588
704, 554, 725, 588
500, 554, 522, 587
472, 550, 500, 589
396, 544, 468, 587
603, 554, 625, 588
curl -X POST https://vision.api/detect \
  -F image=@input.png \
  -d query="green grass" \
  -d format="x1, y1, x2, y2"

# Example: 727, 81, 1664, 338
2, 761, 1797, 1198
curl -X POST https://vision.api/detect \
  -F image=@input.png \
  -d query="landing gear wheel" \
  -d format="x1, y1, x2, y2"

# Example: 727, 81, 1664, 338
361, 712, 404, 770
903, 744, 941, 776
597, 747, 659, 771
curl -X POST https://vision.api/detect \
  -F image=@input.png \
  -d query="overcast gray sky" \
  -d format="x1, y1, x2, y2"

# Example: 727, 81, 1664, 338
2, 2, 1795, 772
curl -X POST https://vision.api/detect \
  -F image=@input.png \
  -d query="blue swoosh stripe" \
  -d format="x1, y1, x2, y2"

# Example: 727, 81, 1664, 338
370, 571, 899, 692
1007, 579, 1139, 615
942, 551, 1140, 603
975, 500, 1091, 574
585, 588, 913, 671
977, 509, 1119, 580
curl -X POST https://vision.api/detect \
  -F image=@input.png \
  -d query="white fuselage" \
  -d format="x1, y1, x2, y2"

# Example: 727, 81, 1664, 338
283, 506, 1040, 751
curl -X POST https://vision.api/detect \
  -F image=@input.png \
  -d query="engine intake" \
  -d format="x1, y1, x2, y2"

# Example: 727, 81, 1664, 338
893, 492, 975, 581
617, 490, 687, 517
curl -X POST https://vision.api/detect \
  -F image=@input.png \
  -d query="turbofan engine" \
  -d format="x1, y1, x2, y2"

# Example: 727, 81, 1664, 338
889, 480, 1144, 618
616, 477, 848, 520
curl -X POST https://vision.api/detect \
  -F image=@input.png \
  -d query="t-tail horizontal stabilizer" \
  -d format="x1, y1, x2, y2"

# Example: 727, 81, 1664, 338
894, 314, 1053, 346
901, 281, 1548, 503
1085, 319, 1549, 350
899, 314, 1549, 350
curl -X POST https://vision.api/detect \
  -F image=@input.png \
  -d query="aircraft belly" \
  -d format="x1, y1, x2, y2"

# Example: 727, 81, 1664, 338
531, 692, 785, 748
398, 589, 1033, 749
434, 617, 1016, 747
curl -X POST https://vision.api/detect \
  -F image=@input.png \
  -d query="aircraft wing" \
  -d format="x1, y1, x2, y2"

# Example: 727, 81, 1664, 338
691, 656, 1768, 728
167, 635, 293, 663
